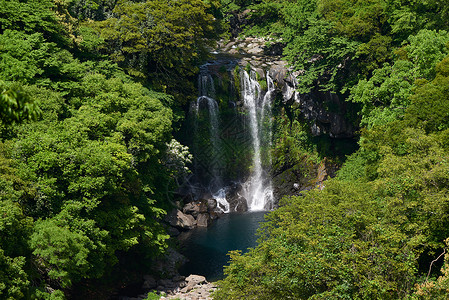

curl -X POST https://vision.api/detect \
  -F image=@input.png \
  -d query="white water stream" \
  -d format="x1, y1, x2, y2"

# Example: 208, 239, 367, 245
241, 70, 274, 211
194, 73, 229, 212
192, 67, 275, 212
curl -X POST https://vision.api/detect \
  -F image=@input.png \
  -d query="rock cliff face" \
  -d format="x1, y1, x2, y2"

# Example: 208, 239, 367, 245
215, 37, 355, 138
174, 36, 355, 219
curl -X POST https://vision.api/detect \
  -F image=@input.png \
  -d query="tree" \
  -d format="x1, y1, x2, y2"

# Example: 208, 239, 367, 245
0, 81, 40, 125
92, 0, 217, 101
349, 30, 449, 128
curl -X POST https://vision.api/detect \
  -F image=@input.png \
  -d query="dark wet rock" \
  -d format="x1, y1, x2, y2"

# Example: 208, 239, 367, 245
173, 275, 185, 282
264, 42, 286, 56
207, 199, 217, 211
296, 91, 354, 138
225, 183, 248, 212
151, 248, 187, 278
158, 279, 177, 289
209, 211, 220, 220
166, 226, 180, 237
142, 275, 157, 290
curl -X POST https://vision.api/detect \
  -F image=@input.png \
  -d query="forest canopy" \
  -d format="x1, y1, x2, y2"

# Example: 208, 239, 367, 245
1, 0, 449, 299
214, 0, 449, 299
0, 0, 216, 298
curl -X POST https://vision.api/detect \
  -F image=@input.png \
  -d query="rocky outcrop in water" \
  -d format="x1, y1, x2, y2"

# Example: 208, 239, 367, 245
165, 200, 220, 232
225, 183, 248, 212
166, 209, 197, 230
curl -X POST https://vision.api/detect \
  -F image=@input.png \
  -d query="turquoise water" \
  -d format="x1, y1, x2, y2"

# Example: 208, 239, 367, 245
178, 211, 267, 281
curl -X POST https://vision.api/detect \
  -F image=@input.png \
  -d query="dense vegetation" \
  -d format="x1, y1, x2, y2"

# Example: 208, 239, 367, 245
0, 0, 216, 298
2, 0, 449, 299
215, 0, 449, 299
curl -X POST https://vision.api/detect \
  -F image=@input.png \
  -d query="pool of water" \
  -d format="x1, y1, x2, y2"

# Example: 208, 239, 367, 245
178, 211, 267, 281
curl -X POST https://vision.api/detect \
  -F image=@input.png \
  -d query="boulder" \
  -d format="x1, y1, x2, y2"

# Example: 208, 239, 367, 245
182, 202, 198, 217
198, 200, 208, 213
253, 67, 265, 79
269, 63, 288, 83
185, 275, 207, 285
207, 199, 217, 210
227, 194, 248, 212
196, 213, 211, 227
225, 183, 248, 212
166, 209, 196, 230
182, 200, 208, 217
247, 46, 264, 55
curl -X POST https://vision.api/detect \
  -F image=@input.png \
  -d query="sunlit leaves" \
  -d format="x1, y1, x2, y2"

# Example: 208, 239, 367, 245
93, 0, 216, 78
0, 81, 40, 125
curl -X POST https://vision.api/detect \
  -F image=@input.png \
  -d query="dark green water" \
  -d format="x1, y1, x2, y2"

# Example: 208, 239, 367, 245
178, 211, 267, 281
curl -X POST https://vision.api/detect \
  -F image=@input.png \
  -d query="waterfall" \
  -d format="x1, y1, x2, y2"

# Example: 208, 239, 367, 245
193, 72, 230, 212
189, 65, 275, 213
241, 70, 275, 211
213, 188, 230, 213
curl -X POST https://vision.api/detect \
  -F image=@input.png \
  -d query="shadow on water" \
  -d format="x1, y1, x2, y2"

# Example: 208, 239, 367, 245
178, 211, 267, 281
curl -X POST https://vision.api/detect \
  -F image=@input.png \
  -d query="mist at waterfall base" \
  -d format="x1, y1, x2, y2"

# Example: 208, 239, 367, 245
178, 211, 266, 281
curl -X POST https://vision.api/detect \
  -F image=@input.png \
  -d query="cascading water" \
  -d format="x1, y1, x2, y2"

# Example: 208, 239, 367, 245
193, 71, 230, 212
241, 70, 275, 211
190, 64, 275, 213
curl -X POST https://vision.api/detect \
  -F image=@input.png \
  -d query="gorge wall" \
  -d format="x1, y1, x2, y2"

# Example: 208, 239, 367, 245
172, 35, 355, 227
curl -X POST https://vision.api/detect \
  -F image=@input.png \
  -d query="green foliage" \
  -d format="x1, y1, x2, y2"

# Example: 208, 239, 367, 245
272, 114, 317, 173
8, 73, 174, 289
91, 0, 218, 103
0, 0, 62, 38
144, 291, 161, 300
317, 0, 387, 42
216, 180, 421, 299
349, 30, 449, 128
67, 0, 116, 21
405, 57, 449, 133
0, 249, 29, 300
0, 150, 35, 299
0, 0, 198, 295
0, 200, 33, 258
284, 19, 360, 93
31, 217, 105, 288
0, 81, 40, 125
217, 45, 449, 299
405, 30, 449, 80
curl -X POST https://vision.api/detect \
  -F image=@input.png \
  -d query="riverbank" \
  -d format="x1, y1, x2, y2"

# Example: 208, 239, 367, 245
120, 275, 216, 300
